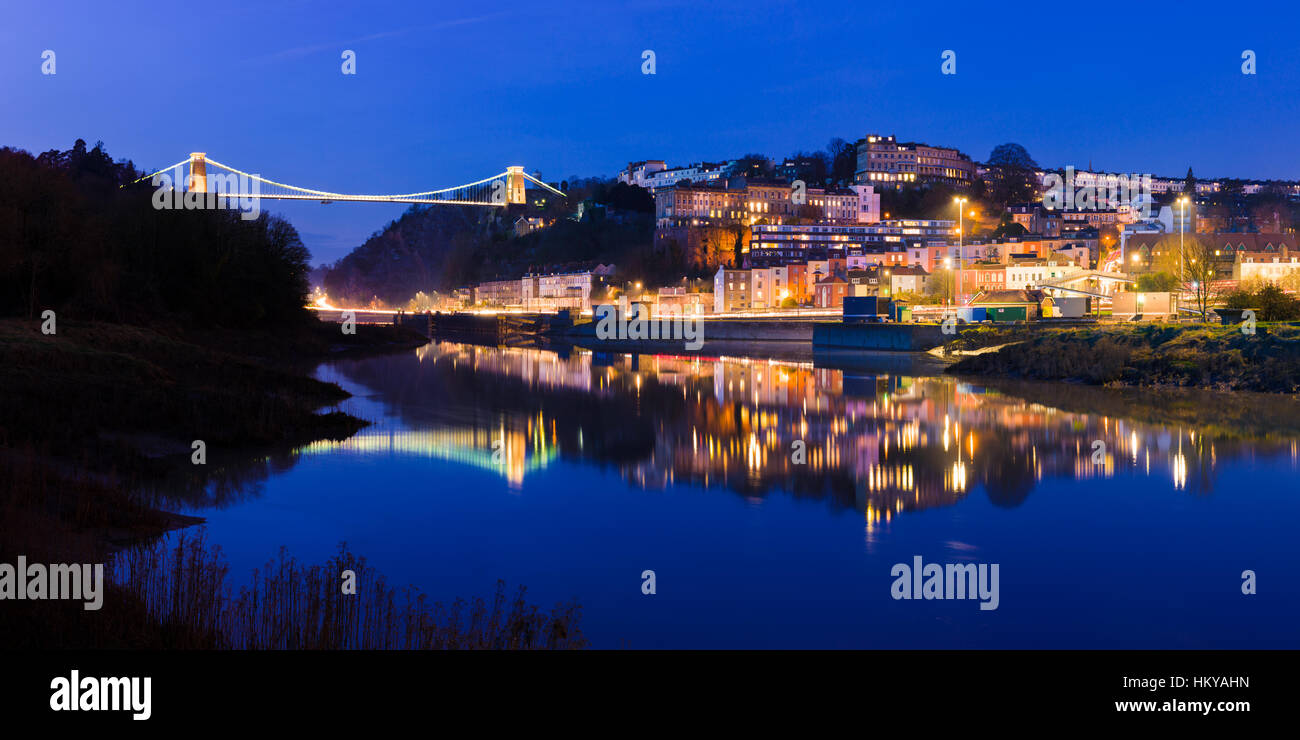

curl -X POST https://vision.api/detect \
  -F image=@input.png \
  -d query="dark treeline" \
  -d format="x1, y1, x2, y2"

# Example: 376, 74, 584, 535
0, 139, 311, 328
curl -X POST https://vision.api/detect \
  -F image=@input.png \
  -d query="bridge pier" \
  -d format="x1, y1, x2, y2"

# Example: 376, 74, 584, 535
506, 166, 526, 204
188, 152, 207, 192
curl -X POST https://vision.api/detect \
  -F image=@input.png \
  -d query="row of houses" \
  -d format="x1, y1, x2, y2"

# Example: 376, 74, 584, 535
472, 265, 617, 312
713, 261, 931, 312
1123, 234, 1300, 283
622, 133, 979, 194
622, 141, 1281, 203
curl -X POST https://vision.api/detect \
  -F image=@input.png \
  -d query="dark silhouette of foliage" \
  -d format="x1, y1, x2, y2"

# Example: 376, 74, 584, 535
0, 140, 312, 329
1224, 283, 1300, 321
985, 143, 1039, 206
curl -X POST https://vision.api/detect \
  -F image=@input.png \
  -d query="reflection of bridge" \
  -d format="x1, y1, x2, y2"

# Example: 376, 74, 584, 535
128, 152, 565, 206
297, 426, 557, 486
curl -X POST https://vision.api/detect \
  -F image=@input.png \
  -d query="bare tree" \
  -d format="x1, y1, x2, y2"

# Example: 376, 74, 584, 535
926, 268, 956, 305
1182, 237, 1221, 321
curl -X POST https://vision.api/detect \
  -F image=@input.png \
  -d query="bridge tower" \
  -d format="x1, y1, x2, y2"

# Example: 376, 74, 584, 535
188, 152, 208, 192
506, 166, 526, 205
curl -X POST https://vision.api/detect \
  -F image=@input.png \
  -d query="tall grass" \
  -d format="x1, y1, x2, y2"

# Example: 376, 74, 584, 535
113, 529, 586, 650
947, 323, 1300, 392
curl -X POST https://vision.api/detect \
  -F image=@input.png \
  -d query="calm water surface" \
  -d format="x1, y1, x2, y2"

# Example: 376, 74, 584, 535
175, 340, 1300, 648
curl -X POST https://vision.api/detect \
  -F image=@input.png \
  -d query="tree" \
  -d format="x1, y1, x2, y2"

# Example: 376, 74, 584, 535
827, 138, 857, 185
1184, 167, 1197, 197
785, 151, 829, 185
1223, 282, 1300, 321
729, 223, 748, 268
1254, 283, 1300, 321
992, 213, 1028, 240
729, 154, 773, 179
0, 141, 313, 328
987, 143, 1036, 169
985, 143, 1039, 206
1136, 272, 1178, 292
601, 182, 654, 213
926, 268, 955, 304
1182, 237, 1221, 321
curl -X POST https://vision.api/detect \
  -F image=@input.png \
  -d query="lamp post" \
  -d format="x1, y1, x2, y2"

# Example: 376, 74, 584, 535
1178, 196, 1189, 293
943, 257, 953, 304
954, 196, 968, 305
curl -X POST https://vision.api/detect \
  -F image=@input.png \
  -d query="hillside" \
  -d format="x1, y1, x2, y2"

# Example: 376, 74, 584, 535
322, 180, 664, 306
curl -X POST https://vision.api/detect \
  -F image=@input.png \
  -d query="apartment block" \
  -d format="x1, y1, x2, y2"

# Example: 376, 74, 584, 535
853, 134, 975, 189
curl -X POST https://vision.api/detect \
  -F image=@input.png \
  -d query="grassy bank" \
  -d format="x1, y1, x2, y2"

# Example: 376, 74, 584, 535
1, 316, 568, 648
944, 323, 1300, 393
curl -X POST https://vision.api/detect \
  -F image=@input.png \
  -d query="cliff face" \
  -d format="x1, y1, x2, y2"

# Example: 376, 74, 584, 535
323, 204, 508, 305
324, 213, 660, 308
322, 180, 662, 307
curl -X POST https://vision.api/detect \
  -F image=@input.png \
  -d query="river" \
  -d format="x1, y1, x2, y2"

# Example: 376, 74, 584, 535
171, 339, 1300, 648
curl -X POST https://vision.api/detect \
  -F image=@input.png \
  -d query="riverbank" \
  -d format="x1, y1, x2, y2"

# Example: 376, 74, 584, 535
0, 317, 429, 646
943, 323, 1300, 394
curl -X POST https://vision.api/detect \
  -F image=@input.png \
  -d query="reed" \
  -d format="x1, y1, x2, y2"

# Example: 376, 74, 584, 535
112, 529, 587, 650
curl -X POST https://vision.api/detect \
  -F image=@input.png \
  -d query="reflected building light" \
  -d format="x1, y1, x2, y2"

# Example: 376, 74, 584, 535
1173, 452, 1187, 490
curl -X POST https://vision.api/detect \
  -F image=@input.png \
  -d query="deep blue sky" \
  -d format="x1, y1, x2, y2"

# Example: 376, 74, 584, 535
3, 0, 1298, 265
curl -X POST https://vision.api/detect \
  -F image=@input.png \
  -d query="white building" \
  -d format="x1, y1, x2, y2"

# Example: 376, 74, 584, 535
1233, 249, 1300, 284
618, 160, 667, 188
521, 265, 615, 311
889, 265, 930, 296
642, 162, 732, 193
1005, 259, 1082, 290
714, 267, 752, 313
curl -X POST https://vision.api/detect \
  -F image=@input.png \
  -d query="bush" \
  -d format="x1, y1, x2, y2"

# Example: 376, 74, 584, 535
1221, 283, 1300, 321
1255, 284, 1300, 321
1137, 272, 1178, 292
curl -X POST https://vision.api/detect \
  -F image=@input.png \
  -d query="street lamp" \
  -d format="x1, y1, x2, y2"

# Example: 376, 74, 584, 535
954, 196, 968, 305
1177, 196, 1189, 292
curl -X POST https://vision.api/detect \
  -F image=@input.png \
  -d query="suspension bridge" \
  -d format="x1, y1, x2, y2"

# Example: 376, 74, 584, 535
128, 152, 565, 206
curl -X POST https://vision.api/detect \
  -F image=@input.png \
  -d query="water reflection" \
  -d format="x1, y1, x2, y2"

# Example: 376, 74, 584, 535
307, 340, 1299, 526
172, 339, 1300, 648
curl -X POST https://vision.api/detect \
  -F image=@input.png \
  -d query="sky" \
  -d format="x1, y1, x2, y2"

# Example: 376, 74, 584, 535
3, 0, 1299, 265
